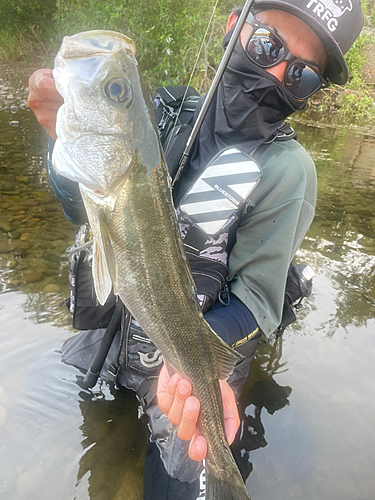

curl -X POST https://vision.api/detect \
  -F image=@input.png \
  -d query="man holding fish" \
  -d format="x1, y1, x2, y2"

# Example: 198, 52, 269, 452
28, 0, 363, 498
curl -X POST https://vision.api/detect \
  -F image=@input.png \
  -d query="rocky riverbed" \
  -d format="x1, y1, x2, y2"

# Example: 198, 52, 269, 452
0, 63, 75, 326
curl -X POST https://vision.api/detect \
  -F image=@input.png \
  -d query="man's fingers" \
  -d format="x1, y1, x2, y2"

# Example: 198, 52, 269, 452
157, 373, 181, 415
28, 69, 60, 101
27, 69, 63, 139
188, 430, 207, 462
220, 380, 240, 444
224, 416, 239, 445
167, 379, 193, 425
176, 395, 200, 440
36, 79, 63, 104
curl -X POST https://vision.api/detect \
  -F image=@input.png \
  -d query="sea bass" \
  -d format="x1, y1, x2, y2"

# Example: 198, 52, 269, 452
52, 30, 251, 500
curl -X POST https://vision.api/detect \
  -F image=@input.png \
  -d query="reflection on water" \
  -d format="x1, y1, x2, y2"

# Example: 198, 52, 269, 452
1, 64, 375, 499
0, 293, 148, 500
232, 338, 292, 481
296, 124, 375, 336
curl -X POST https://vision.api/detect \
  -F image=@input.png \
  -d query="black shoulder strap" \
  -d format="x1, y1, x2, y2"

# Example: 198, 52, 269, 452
154, 85, 201, 179
252, 123, 297, 160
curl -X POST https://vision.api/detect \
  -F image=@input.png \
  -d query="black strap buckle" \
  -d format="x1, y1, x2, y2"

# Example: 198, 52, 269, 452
107, 363, 120, 384
219, 283, 231, 306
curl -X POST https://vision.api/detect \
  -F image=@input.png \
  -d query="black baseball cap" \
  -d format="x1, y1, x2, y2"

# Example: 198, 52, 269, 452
251, 0, 364, 84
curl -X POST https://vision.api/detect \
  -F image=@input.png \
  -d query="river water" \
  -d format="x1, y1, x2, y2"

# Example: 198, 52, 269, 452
0, 64, 374, 500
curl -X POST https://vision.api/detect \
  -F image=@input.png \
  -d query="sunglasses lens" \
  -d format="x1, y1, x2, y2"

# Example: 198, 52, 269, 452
247, 28, 285, 67
285, 63, 321, 98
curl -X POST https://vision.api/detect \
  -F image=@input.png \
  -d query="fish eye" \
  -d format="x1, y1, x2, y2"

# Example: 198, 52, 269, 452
105, 78, 131, 103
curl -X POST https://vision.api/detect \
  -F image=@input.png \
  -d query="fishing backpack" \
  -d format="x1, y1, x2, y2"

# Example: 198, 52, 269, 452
67, 85, 313, 346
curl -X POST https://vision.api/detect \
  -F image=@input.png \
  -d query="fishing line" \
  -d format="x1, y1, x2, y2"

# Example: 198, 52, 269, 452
164, 0, 220, 154
172, 0, 255, 186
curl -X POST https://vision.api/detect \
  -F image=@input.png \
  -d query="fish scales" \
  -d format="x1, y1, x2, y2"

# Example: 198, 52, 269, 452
95, 157, 230, 479
53, 30, 251, 500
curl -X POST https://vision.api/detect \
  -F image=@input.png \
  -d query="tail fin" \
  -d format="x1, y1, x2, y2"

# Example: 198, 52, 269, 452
205, 444, 251, 500
205, 466, 251, 500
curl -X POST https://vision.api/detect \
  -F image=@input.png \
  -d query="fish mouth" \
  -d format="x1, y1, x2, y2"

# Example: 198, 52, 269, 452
59, 30, 136, 60
54, 31, 137, 88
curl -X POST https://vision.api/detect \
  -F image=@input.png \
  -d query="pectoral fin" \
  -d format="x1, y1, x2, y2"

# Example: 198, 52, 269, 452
97, 210, 118, 295
92, 240, 112, 306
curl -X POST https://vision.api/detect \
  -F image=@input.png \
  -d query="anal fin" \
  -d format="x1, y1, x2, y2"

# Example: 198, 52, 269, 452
203, 322, 244, 381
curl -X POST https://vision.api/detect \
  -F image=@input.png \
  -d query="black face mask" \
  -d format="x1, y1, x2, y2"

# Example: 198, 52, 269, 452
188, 28, 307, 172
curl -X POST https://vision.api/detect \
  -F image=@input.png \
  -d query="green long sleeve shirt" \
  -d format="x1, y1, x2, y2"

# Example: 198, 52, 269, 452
228, 139, 317, 337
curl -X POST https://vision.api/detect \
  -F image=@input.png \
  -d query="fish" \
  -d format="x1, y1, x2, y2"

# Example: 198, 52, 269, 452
52, 30, 251, 500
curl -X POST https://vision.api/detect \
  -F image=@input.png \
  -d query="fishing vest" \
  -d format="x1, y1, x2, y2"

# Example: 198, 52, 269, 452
156, 85, 301, 315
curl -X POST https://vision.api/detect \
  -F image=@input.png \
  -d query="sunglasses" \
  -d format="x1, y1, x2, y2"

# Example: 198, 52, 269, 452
244, 13, 327, 99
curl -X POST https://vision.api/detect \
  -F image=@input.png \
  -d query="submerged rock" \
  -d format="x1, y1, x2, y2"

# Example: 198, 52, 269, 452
42, 252, 60, 264
0, 221, 11, 232
16, 175, 29, 183
21, 270, 44, 283
43, 284, 60, 293
9, 121, 19, 127
0, 240, 31, 253
8, 279, 22, 288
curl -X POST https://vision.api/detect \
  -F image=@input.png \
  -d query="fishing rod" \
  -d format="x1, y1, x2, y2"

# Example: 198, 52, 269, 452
172, 0, 255, 185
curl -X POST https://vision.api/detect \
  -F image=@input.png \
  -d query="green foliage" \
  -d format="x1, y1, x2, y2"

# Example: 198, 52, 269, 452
338, 90, 375, 121
0, 0, 56, 30
345, 33, 369, 89
54, 0, 117, 33
0, 28, 29, 61
53, 0, 232, 91
0, 0, 374, 123
339, 32, 375, 122
0, 0, 57, 61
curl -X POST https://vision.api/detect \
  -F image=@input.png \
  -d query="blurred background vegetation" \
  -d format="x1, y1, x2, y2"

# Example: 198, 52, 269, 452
0, 0, 374, 123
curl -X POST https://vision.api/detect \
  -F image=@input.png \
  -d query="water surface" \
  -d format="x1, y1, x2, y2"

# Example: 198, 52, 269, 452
1, 64, 374, 499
